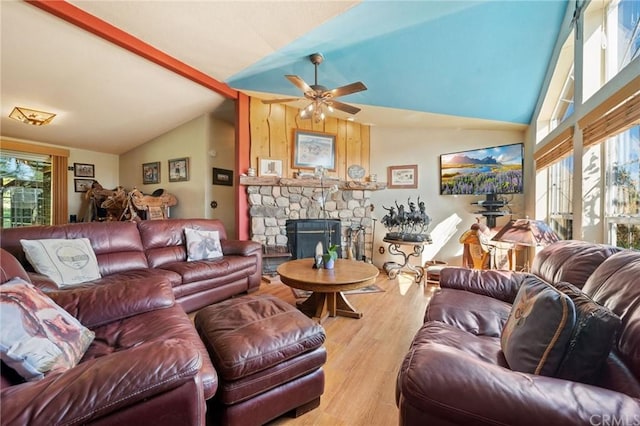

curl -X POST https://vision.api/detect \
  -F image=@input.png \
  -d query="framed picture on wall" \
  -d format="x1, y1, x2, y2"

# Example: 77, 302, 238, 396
74, 163, 94, 177
293, 130, 336, 171
142, 161, 160, 184
388, 164, 418, 189
168, 157, 189, 182
74, 178, 94, 193
258, 157, 283, 177
213, 168, 234, 186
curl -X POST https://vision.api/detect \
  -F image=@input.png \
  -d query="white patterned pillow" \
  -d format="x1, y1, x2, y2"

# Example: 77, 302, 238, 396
0, 277, 95, 381
184, 228, 223, 261
20, 238, 101, 288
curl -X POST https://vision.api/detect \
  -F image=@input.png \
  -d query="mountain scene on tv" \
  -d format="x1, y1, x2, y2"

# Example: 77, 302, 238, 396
440, 144, 524, 195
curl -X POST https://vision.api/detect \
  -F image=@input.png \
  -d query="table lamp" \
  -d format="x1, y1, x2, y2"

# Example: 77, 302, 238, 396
491, 218, 559, 271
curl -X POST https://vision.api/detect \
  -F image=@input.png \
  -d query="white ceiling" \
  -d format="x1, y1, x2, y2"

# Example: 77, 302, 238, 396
1, 1, 562, 155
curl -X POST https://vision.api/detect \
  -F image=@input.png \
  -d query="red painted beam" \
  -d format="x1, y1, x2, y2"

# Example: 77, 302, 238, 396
27, 0, 238, 100
235, 92, 251, 240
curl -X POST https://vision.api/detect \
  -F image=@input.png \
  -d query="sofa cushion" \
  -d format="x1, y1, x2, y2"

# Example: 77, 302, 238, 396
20, 238, 101, 287
553, 281, 621, 384
501, 276, 576, 376
185, 228, 223, 261
0, 277, 94, 381
425, 288, 512, 337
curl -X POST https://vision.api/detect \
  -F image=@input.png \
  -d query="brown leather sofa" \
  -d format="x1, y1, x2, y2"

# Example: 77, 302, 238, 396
0, 218, 262, 313
0, 248, 218, 425
397, 240, 640, 425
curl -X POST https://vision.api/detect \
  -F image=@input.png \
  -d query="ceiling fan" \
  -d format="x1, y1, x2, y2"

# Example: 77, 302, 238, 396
262, 53, 367, 121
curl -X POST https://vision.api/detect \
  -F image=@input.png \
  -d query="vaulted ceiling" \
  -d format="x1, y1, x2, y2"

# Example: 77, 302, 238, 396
1, 1, 569, 155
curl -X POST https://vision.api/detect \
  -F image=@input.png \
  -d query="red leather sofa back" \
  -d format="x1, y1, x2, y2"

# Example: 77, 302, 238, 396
138, 218, 228, 268
1, 222, 148, 277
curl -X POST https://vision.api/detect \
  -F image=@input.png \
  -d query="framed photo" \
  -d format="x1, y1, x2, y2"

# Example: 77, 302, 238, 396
168, 157, 189, 182
388, 164, 418, 189
293, 130, 336, 170
258, 157, 283, 177
74, 178, 94, 193
213, 168, 233, 186
74, 163, 94, 177
142, 161, 160, 184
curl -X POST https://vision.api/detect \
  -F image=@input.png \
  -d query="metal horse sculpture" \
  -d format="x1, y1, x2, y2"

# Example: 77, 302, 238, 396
381, 197, 431, 242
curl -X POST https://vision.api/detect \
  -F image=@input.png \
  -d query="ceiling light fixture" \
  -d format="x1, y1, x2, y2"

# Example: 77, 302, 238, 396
9, 107, 56, 126
299, 99, 334, 123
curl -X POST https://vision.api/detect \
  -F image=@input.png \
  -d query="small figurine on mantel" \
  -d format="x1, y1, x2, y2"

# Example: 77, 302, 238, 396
381, 197, 432, 242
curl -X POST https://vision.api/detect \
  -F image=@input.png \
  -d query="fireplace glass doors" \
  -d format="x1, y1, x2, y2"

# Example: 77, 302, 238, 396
286, 219, 341, 260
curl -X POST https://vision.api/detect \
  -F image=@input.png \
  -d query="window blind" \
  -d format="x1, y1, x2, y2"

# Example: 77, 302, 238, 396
535, 126, 574, 171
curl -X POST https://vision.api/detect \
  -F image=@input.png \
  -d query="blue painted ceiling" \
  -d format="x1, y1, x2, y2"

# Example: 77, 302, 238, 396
227, 0, 569, 126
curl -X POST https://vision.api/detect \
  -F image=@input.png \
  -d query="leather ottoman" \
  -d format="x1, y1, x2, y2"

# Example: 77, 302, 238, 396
194, 294, 327, 425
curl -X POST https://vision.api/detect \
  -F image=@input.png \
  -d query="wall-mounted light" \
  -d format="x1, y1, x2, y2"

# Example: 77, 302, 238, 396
9, 107, 56, 126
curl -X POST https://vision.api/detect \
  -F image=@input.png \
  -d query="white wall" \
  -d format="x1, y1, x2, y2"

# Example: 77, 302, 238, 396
208, 114, 237, 237
119, 113, 237, 234
69, 148, 119, 221
120, 115, 209, 219
370, 126, 526, 267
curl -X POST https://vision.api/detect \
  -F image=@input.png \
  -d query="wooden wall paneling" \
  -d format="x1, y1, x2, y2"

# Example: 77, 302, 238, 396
346, 122, 362, 177
334, 120, 348, 178
249, 98, 271, 168
285, 107, 298, 177
324, 117, 340, 177
267, 104, 288, 168
361, 125, 371, 175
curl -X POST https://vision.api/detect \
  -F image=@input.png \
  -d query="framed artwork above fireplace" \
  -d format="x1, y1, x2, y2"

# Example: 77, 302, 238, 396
293, 130, 336, 171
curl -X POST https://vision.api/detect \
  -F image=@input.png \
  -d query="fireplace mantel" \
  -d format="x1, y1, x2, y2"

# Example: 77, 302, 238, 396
239, 176, 386, 191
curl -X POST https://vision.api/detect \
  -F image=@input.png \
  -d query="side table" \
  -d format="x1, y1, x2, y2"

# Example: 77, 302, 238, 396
383, 238, 429, 283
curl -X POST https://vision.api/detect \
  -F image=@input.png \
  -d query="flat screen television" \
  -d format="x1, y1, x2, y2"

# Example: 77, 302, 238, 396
440, 142, 524, 195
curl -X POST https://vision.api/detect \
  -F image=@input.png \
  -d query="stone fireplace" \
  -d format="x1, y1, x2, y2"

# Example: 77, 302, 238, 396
241, 176, 385, 260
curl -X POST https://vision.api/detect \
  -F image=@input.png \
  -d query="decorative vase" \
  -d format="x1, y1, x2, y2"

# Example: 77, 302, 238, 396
323, 258, 335, 269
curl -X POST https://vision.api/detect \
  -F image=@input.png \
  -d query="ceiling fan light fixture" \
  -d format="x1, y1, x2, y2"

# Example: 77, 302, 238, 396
9, 106, 56, 126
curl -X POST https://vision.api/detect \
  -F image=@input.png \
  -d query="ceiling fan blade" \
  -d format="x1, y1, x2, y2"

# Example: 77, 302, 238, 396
328, 82, 367, 98
285, 75, 313, 95
262, 98, 301, 104
330, 100, 361, 115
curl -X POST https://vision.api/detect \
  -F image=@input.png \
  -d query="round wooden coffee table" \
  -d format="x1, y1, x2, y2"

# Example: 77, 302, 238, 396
277, 258, 380, 323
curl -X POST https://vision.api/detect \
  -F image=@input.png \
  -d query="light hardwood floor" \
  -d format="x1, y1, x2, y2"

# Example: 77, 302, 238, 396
255, 270, 438, 426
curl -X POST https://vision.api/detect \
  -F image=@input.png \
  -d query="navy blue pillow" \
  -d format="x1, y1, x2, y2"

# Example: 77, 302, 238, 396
501, 276, 576, 376
554, 281, 621, 384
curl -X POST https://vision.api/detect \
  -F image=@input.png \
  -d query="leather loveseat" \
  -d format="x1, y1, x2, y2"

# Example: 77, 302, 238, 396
0, 218, 262, 313
0, 248, 218, 425
397, 240, 640, 425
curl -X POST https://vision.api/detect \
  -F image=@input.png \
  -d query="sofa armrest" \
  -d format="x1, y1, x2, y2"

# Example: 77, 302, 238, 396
397, 343, 640, 425
47, 278, 175, 328
221, 239, 262, 257
439, 267, 532, 303
0, 339, 202, 426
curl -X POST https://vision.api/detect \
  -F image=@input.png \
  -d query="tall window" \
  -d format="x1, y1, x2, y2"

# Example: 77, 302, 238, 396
548, 155, 574, 239
605, 125, 640, 248
583, 0, 640, 101
0, 151, 52, 227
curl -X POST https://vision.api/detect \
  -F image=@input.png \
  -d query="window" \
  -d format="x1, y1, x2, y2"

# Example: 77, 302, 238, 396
605, 125, 640, 249
583, 0, 640, 101
0, 140, 68, 226
0, 152, 51, 227
548, 155, 574, 240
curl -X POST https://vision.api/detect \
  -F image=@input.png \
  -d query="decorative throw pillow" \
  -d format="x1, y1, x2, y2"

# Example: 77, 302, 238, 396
501, 276, 576, 376
184, 228, 223, 261
554, 281, 621, 384
0, 277, 95, 381
20, 238, 101, 288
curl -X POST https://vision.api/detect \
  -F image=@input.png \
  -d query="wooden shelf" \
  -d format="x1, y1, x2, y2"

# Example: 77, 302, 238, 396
239, 176, 386, 190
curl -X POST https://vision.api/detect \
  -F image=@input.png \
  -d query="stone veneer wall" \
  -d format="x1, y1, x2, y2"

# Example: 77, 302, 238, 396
247, 184, 374, 259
